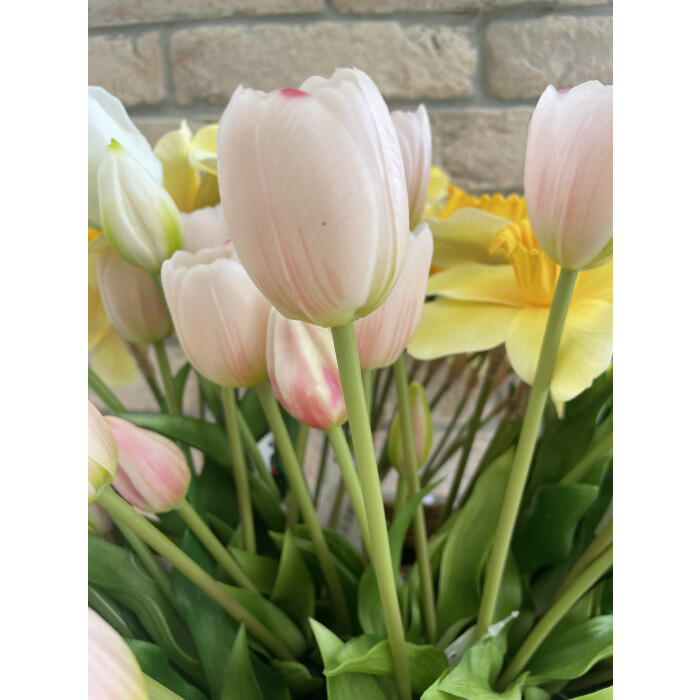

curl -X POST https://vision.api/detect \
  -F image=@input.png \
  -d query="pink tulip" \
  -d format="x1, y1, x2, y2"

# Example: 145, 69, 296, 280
161, 244, 271, 387
88, 401, 118, 504
524, 81, 613, 270
267, 310, 347, 430
104, 416, 190, 513
354, 223, 433, 370
88, 608, 148, 700
217, 68, 409, 327
97, 245, 173, 344
181, 204, 233, 254
387, 381, 433, 474
392, 105, 432, 230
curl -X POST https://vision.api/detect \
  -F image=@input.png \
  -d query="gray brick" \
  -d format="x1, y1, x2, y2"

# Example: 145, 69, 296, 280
89, 0, 324, 27
431, 108, 534, 193
332, 0, 609, 11
88, 33, 164, 106
170, 23, 477, 104
486, 16, 613, 99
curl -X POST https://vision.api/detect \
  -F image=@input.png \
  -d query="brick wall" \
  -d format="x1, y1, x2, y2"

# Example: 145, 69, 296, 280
88, 0, 612, 194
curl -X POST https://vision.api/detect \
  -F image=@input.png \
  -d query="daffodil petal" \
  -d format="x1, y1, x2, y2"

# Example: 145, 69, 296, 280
189, 124, 218, 175
426, 166, 450, 201
505, 299, 613, 403
429, 208, 512, 267
155, 121, 201, 212
407, 299, 518, 359
91, 329, 139, 386
573, 262, 613, 304
88, 287, 111, 348
427, 263, 523, 306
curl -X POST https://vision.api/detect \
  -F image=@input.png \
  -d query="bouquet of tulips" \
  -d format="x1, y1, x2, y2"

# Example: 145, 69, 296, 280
88, 69, 612, 700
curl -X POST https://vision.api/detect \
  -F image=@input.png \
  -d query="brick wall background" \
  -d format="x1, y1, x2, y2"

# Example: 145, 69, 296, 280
89, 0, 612, 194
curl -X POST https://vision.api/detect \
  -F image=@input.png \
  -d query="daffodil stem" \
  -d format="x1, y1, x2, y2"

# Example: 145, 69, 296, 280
143, 675, 185, 700
560, 432, 613, 485
88, 367, 126, 413
255, 382, 351, 631
393, 352, 438, 644
476, 267, 578, 639
326, 425, 371, 550
497, 545, 612, 691
153, 340, 179, 414
97, 488, 294, 660
220, 386, 257, 554
331, 323, 411, 700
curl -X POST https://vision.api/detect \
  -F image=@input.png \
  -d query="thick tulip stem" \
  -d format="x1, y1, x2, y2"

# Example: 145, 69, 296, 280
97, 488, 294, 660
331, 323, 411, 700
393, 352, 437, 644
221, 386, 257, 554
255, 382, 351, 631
476, 268, 578, 638
153, 340, 179, 414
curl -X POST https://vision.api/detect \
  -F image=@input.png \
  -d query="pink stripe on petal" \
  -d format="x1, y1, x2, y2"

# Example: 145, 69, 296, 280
278, 88, 309, 99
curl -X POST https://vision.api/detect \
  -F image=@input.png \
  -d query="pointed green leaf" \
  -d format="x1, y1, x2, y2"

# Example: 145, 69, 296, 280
228, 547, 279, 596
174, 362, 192, 410
222, 626, 264, 700
270, 660, 324, 696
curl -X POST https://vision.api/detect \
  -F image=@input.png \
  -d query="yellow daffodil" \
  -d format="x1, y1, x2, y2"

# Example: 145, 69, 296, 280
408, 185, 612, 403
88, 229, 139, 386
422, 167, 450, 220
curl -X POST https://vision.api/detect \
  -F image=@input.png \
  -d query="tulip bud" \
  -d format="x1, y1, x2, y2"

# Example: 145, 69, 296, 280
98, 140, 184, 273
97, 245, 173, 344
88, 502, 114, 537
181, 205, 232, 254
387, 382, 433, 474
161, 244, 271, 387
267, 310, 347, 430
392, 105, 432, 230
88, 86, 162, 229
88, 401, 118, 504
524, 81, 613, 270
355, 223, 433, 370
88, 608, 148, 700
104, 417, 190, 513
217, 68, 409, 327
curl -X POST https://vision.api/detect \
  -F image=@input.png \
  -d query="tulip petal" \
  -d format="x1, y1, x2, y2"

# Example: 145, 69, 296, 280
427, 263, 523, 307
408, 299, 518, 359
91, 329, 139, 386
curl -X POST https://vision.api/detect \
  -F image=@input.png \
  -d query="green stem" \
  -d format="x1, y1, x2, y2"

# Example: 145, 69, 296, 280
296, 423, 310, 467
127, 341, 166, 410
326, 425, 371, 550
328, 478, 345, 530
560, 432, 613, 485
392, 476, 408, 524
554, 518, 613, 602
177, 500, 257, 591
143, 674, 186, 699
98, 489, 293, 660
476, 267, 579, 639
313, 433, 331, 506
153, 340, 179, 414
221, 387, 256, 554
421, 391, 469, 485
362, 369, 374, 415
497, 545, 613, 690
88, 367, 126, 413
255, 383, 351, 630
236, 410, 278, 495
287, 494, 299, 532
371, 364, 394, 429
393, 353, 437, 644
115, 519, 178, 607
331, 323, 411, 700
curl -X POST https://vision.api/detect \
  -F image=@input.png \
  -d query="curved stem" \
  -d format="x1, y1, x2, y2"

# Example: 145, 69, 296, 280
560, 431, 613, 485
177, 500, 257, 592
153, 340, 179, 414
221, 386, 256, 554
393, 353, 437, 644
331, 323, 411, 700
98, 489, 293, 660
476, 268, 579, 639
498, 545, 613, 690
88, 367, 126, 414
255, 383, 351, 630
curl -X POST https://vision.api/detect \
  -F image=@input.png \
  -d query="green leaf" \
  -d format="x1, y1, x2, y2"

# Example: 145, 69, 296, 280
174, 362, 192, 410
126, 639, 208, 700
228, 547, 279, 595
196, 371, 222, 416
249, 471, 286, 532
198, 459, 239, 528
88, 585, 133, 638
513, 484, 598, 573
573, 688, 612, 700
239, 388, 270, 442
436, 450, 514, 635
294, 524, 363, 579
526, 615, 613, 685
88, 536, 203, 683
270, 660, 324, 697
270, 530, 315, 634
493, 553, 522, 624
222, 626, 264, 700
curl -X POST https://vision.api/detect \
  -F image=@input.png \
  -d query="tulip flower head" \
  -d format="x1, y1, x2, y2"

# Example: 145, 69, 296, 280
97, 245, 173, 344
524, 81, 613, 270
387, 381, 433, 475
267, 310, 347, 430
354, 223, 433, 370
88, 401, 118, 504
217, 68, 409, 327
162, 244, 271, 387
88, 502, 115, 537
98, 140, 184, 273
88, 86, 162, 229
181, 205, 232, 254
88, 608, 148, 700
392, 105, 432, 230
105, 417, 190, 513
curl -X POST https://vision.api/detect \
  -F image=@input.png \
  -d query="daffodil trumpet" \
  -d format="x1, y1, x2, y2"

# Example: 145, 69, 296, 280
476, 267, 579, 639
